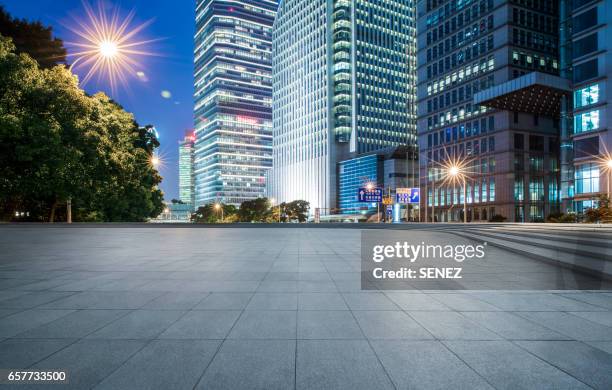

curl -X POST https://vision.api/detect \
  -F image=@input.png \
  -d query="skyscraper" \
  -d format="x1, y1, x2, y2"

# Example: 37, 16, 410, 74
563, 0, 612, 215
271, 0, 417, 213
193, 0, 277, 206
418, 0, 563, 222
178, 131, 195, 207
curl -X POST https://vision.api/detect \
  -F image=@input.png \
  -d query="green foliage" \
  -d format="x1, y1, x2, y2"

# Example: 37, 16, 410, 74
0, 6, 66, 68
584, 195, 612, 224
547, 212, 577, 223
191, 199, 310, 223
0, 35, 164, 222
278, 200, 310, 222
238, 198, 272, 222
192, 203, 237, 223
489, 214, 507, 222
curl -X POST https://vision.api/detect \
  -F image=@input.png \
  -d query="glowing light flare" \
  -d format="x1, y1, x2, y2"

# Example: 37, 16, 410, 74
65, 1, 160, 94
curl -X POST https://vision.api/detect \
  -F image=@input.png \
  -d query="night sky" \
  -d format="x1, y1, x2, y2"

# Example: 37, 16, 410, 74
1, 0, 196, 200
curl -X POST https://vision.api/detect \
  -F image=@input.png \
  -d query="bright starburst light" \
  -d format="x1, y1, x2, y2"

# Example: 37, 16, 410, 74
65, 1, 158, 94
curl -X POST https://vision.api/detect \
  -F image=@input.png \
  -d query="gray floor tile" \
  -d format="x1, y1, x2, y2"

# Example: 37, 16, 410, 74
43, 291, 163, 309
461, 311, 569, 340
96, 340, 220, 390
30, 339, 147, 390
430, 293, 501, 311
444, 340, 591, 390
371, 340, 493, 390
14, 310, 129, 339
353, 311, 434, 340
159, 310, 240, 339
196, 340, 294, 390
246, 293, 297, 310
141, 292, 209, 310
568, 311, 612, 327
409, 311, 502, 340
516, 311, 612, 341
561, 292, 612, 310
194, 293, 253, 310
516, 340, 612, 390
385, 292, 451, 311
586, 341, 612, 355
473, 293, 605, 311
0, 292, 75, 309
342, 292, 398, 310
297, 310, 363, 339
0, 339, 74, 368
296, 340, 394, 390
298, 293, 348, 310
0, 309, 75, 338
229, 310, 296, 339
87, 310, 186, 339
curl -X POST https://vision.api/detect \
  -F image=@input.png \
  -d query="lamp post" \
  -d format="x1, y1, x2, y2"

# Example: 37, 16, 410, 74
448, 165, 468, 224
607, 159, 612, 200
214, 203, 223, 222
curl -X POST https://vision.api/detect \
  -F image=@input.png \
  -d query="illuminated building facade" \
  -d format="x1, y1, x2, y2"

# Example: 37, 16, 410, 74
418, 0, 562, 222
193, 0, 277, 206
178, 131, 195, 207
565, 0, 612, 214
271, 0, 417, 213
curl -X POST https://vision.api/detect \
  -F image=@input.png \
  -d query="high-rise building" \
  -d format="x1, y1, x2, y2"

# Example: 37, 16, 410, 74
418, 0, 563, 222
193, 0, 277, 206
271, 0, 417, 213
178, 131, 195, 207
564, 0, 611, 214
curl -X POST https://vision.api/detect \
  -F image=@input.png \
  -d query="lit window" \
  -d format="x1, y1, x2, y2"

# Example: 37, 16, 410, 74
574, 110, 600, 134
575, 163, 600, 194
574, 84, 599, 109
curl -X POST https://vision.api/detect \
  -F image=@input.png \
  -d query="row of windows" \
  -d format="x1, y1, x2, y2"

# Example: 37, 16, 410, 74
426, 16, 493, 63
425, 0, 494, 30
426, 35, 493, 80
427, 178, 496, 206
427, 116, 495, 147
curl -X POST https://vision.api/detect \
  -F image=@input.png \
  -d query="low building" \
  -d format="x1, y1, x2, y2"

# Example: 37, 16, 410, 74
152, 202, 193, 223
337, 146, 419, 220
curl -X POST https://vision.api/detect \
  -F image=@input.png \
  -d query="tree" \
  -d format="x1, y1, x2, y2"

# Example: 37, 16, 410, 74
238, 198, 272, 222
0, 6, 66, 68
0, 35, 164, 222
192, 203, 237, 223
584, 195, 612, 223
284, 200, 310, 222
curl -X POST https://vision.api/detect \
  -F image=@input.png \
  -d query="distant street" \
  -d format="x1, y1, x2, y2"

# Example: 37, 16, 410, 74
0, 225, 611, 389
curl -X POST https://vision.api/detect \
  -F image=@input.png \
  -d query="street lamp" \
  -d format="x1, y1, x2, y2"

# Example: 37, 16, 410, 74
606, 159, 612, 199
447, 164, 468, 224
214, 203, 223, 222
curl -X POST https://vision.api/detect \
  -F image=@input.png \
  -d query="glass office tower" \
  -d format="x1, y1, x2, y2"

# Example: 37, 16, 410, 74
566, 0, 612, 214
178, 131, 195, 207
418, 0, 563, 222
193, 0, 277, 206
271, 0, 417, 213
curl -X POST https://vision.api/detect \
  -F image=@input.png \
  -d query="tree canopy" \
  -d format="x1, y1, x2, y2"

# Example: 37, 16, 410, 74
0, 35, 164, 222
0, 6, 66, 68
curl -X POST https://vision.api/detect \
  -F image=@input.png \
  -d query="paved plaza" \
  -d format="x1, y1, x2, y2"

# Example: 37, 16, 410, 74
0, 226, 611, 389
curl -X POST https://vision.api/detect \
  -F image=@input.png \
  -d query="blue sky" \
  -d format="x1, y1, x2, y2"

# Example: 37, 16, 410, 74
1, 0, 196, 200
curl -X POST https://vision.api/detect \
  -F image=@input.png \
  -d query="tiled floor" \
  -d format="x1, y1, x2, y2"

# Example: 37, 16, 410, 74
0, 226, 610, 389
